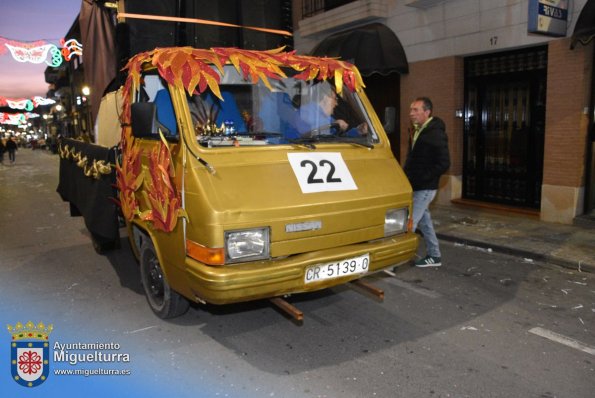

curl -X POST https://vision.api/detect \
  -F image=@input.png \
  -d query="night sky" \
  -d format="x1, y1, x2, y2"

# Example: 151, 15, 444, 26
0, 0, 80, 98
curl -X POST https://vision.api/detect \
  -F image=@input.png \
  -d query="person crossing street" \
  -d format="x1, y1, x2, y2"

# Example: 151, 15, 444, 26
403, 97, 450, 267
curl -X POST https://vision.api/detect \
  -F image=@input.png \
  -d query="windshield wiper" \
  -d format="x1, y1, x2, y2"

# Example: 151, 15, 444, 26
336, 136, 374, 149
288, 137, 317, 149
289, 134, 374, 149
288, 134, 342, 149
235, 132, 282, 138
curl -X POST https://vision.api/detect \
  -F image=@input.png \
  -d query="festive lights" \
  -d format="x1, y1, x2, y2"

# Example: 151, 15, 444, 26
0, 112, 27, 125
0, 111, 40, 125
0, 36, 83, 67
6, 99, 31, 110
32, 96, 56, 106
60, 38, 82, 61
0, 96, 56, 111
4, 43, 54, 64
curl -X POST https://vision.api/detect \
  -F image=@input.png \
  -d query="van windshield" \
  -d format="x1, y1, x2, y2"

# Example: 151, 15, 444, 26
188, 66, 378, 148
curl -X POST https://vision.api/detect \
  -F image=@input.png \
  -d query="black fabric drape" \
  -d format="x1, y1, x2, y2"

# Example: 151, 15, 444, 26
57, 138, 119, 242
79, 0, 117, 122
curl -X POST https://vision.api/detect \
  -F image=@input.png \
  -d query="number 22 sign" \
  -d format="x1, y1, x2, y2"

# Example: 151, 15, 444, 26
287, 153, 358, 193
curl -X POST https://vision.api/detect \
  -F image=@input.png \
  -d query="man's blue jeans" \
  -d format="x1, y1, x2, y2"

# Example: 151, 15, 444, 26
412, 190, 441, 258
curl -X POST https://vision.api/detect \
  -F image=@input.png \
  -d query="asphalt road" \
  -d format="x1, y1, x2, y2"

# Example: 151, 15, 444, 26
1, 149, 593, 398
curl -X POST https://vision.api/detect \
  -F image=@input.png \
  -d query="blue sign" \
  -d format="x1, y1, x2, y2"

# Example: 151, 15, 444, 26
528, 0, 569, 37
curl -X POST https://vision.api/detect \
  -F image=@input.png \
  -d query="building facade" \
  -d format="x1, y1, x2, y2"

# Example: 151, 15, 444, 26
293, 0, 594, 224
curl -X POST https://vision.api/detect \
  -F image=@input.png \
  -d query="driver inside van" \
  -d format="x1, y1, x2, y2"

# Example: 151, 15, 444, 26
290, 84, 368, 139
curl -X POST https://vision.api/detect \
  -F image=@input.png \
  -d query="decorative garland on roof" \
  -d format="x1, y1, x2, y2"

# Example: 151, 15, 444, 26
122, 46, 365, 99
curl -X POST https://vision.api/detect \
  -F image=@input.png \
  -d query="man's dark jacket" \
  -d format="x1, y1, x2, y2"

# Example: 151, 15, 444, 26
403, 116, 450, 191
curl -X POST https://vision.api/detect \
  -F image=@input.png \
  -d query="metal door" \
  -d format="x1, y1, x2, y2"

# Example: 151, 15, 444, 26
464, 48, 547, 209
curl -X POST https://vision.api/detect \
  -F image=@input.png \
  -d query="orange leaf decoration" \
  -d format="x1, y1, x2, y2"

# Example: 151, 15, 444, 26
122, 46, 364, 100
115, 135, 143, 221
137, 138, 187, 232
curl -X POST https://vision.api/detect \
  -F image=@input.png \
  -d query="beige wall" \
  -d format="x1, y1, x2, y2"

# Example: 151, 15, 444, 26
294, 1, 589, 62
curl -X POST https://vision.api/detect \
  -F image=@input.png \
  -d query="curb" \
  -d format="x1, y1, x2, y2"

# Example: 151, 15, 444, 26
437, 233, 595, 274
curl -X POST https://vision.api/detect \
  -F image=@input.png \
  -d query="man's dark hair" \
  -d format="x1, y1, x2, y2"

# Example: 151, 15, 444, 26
415, 97, 433, 114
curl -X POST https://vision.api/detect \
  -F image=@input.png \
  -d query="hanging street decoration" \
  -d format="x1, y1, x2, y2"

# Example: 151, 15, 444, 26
0, 96, 56, 111
0, 112, 27, 125
60, 38, 83, 61
0, 36, 83, 67
0, 111, 41, 125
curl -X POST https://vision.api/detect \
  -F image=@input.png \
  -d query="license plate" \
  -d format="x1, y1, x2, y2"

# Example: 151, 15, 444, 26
304, 253, 370, 284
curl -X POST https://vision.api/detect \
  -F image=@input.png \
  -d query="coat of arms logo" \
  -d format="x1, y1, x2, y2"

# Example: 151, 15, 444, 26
7, 321, 53, 387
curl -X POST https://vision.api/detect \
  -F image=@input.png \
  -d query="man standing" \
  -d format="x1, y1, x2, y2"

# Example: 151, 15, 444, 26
404, 97, 450, 267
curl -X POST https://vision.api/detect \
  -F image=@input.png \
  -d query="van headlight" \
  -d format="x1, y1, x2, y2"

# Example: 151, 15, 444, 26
384, 208, 408, 236
225, 227, 270, 263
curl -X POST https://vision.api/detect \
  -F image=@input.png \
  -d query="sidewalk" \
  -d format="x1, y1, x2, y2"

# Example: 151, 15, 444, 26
430, 203, 595, 273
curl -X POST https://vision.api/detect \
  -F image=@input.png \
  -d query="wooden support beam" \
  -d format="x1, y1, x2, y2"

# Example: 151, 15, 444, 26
351, 279, 384, 301
270, 297, 304, 322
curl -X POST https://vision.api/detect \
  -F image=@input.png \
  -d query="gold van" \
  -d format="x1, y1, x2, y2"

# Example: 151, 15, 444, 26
112, 47, 418, 318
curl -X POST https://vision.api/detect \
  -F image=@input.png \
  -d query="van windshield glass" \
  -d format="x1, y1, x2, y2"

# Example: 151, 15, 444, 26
188, 66, 378, 148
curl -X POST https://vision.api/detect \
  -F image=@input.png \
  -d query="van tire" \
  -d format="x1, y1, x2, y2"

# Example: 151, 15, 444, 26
140, 239, 189, 319
91, 232, 119, 255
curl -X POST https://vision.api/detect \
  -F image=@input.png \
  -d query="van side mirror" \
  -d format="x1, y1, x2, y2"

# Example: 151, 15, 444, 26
131, 102, 159, 138
383, 106, 396, 135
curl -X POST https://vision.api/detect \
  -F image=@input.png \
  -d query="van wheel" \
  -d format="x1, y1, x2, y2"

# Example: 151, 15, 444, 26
140, 239, 189, 319
91, 232, 119, 255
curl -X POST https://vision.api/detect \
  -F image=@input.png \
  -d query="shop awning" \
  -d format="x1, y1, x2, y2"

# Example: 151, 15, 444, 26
310, 23, 408, 76
571, 0, 595, 49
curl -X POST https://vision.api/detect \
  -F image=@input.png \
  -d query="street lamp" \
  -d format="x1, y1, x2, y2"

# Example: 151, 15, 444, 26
81, 85, 92, 141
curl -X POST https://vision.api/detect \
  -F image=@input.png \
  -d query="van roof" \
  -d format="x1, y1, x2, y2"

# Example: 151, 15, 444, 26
123, 46, 365, 100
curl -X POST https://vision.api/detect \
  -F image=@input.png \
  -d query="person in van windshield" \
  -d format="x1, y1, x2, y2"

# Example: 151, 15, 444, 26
403, 97, 450, 268
289, 84, 368, 139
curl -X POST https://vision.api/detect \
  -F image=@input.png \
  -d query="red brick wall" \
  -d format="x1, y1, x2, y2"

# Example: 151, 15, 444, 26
543, 39, 592, 187
399, 56, 464, 176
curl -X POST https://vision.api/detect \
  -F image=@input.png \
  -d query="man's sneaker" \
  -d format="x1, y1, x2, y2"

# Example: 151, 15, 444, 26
415, 256, 441, 267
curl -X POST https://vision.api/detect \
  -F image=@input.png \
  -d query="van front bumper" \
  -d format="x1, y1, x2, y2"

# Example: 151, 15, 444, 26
184, 232, 418, 305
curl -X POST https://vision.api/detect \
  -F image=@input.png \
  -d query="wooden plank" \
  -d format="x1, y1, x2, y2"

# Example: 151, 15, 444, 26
351, 279, 384, 301
270, 297, 304, 322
